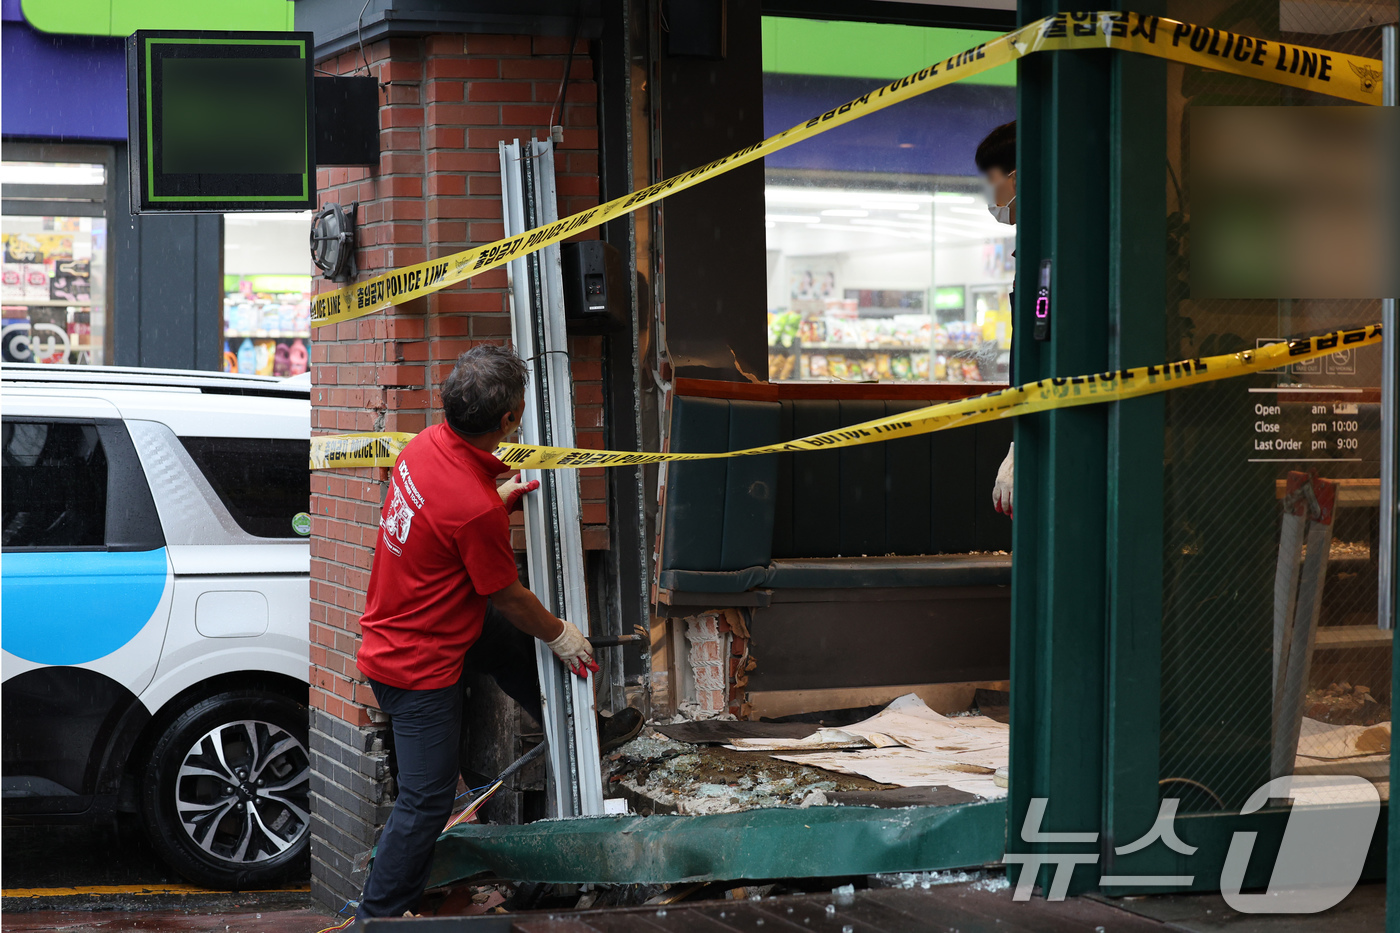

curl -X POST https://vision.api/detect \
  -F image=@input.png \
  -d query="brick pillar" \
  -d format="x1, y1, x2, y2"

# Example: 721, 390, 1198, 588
309, 31, 602, 910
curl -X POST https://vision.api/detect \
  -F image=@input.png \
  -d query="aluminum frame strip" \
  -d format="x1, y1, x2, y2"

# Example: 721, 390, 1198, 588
499, 139, 605, 817
1379, 26, 1397, 631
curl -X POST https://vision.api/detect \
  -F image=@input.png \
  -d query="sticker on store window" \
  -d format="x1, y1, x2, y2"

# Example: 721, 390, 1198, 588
292, 512, 312, 536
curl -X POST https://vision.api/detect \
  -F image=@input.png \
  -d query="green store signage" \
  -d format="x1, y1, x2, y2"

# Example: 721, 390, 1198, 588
21, 0, 294, 37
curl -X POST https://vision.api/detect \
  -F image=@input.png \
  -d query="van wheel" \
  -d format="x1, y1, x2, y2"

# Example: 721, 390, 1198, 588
141, 690, 310, 890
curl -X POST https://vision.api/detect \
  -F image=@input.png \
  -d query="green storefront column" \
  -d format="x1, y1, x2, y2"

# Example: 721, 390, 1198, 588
1007, 0, 1112, 898
1101, 13, 1168, 877
1007, 1, 1168, 897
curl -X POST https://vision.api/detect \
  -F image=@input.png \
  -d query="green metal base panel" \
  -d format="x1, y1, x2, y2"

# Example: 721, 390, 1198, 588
426, 800, 1007, 886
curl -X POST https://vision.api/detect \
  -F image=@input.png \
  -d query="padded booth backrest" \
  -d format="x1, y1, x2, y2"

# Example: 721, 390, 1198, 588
660, 396, 781, 574
772, 400, 1012, 558
660, 394, 1012, 575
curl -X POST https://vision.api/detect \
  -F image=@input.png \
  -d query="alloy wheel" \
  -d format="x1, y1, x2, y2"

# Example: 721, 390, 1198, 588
174, 719, 310, 865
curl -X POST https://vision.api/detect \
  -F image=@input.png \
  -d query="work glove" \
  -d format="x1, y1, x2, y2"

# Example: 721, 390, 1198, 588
993, 442, 1014, 519
498, 472, 541, 513
546, 619, 599, 678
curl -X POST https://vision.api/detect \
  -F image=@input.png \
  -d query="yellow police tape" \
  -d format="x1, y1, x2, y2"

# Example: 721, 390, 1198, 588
307, 11, 1384, 330
309, 324, 1381, 470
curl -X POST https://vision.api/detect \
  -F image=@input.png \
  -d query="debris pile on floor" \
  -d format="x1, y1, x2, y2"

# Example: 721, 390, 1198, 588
606, 694, 1010, 814
605, 730, 891, 815
724, 695, 1010, 800
1306, 681, 1390, 726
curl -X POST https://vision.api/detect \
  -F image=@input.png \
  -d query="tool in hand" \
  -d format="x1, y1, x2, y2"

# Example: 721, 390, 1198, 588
588, 625, 649, 649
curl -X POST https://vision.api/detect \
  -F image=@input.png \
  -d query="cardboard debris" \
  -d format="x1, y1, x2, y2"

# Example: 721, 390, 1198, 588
726, 694, 1006, 753
741, 695, 1010, 800
772, 747, 1006, 799
1297, 717, 1391, 760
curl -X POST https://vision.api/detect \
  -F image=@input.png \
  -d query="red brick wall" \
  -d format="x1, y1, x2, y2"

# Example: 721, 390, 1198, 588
309, 32, 604, 727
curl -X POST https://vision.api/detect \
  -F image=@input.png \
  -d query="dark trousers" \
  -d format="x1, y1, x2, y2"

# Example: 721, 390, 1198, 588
355, 604, 541, 919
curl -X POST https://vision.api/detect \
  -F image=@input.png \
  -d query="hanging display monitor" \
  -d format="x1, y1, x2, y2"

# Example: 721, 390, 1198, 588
127, 30, 315, 212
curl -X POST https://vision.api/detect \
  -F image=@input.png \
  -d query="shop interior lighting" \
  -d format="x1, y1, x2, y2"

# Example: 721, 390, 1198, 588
858, 200, 919, 212
932, 192, 976, 203
766, 213, 821, 224
821, 208, 869, 217
1, 161, 105, 185
850, 217, 935, 231
765, 186, 934, 207
806, 221, 932, 241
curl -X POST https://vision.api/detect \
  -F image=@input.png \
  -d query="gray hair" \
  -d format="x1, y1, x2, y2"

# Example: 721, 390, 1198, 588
441, 345, 528, 436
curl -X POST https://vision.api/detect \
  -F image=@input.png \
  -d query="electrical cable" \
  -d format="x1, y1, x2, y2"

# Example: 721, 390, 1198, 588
524, 349, 571, 364
445, 780, 504, 830
355, 0, 373, 76
547, 2, 584, 135
444, 743, 548, 829
455, 780, 495, 800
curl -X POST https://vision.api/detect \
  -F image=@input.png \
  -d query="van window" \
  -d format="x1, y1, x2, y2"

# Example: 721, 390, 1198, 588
180, 437, 309, 539
2, 420, 108, 548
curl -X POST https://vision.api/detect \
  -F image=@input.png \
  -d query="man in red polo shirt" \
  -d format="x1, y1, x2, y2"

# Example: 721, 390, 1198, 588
353, 345, 601, 920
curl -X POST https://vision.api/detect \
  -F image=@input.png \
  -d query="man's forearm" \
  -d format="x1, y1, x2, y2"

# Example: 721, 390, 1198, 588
490, 580, 565, 641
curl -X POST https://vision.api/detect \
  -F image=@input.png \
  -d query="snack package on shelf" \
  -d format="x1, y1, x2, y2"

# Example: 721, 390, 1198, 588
3, 233, 43, 264
49, 260, 91, 303
798, 316, 826, 344
891, 314, 931, 347
2, 265, 22, 301
67, 310, 91, 351
22, 265, 48, 299
805, 353, 829, 378
828, 355, 849, 379
891, 355, 912, 380
769, 352, 796, 381
767, 310, 800, 348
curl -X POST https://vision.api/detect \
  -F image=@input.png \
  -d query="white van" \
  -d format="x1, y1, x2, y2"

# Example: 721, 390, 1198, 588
1, 364, 311, 889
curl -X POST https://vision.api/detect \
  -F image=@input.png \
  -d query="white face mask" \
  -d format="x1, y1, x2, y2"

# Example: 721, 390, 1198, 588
987, 196, 1016, 225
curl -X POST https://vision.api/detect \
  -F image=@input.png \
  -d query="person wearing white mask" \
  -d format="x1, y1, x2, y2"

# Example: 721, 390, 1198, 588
974, 122, 1017, 518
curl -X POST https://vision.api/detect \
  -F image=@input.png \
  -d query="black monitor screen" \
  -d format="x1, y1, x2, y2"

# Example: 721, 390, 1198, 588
128, 31, 315, 212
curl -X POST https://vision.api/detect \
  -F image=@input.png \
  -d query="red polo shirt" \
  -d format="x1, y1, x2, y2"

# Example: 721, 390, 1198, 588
356, 423, 521, 690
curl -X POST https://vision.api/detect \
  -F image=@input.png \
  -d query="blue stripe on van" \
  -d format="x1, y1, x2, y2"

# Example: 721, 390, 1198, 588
2, 549, 169, 665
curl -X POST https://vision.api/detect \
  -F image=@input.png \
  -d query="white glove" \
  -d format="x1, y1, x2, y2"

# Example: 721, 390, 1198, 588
993, 442, 1014, 519
546, 620, 598, 678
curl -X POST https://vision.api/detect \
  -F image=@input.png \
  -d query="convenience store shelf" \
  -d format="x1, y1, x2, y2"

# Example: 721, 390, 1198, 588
779, 344, 996, 354
224, 331, 311, 339
1, 298, 93, 307
793, 343, 931, 353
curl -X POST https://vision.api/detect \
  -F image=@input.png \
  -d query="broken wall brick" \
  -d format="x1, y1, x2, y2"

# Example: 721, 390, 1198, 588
683, 613, 730, 717
681, 610, 754, 719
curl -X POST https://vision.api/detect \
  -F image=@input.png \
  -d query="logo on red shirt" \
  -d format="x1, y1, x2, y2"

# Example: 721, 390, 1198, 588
382, 481, 415, 555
